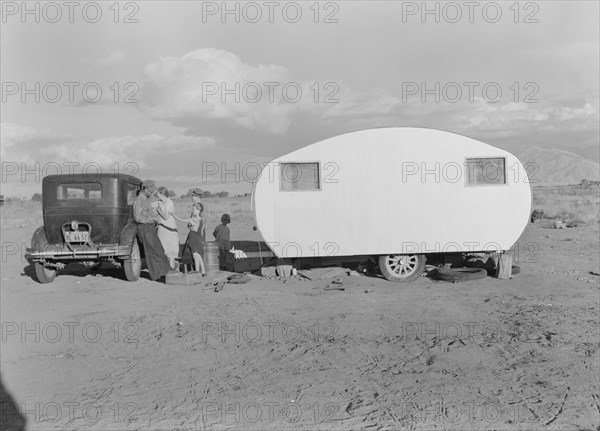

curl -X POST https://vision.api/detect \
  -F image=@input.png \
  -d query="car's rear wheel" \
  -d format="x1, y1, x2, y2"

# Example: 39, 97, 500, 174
378, 254, 426, 282
123, 240, 141, 281
34, 262, 57, 284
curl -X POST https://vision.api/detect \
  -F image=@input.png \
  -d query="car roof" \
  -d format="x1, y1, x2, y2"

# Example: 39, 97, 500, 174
42, 173, 143, 184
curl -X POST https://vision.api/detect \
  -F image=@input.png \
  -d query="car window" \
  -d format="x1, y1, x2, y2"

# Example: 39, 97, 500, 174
127, 183, 140, 205
57, 183, 102, 199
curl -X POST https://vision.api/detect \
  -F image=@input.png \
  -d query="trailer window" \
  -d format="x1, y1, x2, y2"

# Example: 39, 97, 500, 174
280, 163, 320, 191
465, 158, 506, 185
57, 183, 102, 199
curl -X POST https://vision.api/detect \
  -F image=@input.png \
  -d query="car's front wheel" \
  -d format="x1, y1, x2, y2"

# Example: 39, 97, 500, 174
123, 240, 141, 281
378, 254, 426, 283
34, 262, 57, 284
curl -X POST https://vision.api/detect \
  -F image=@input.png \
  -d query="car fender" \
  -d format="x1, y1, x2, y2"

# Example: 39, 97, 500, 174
31, 226, 48, 251
119, 222, 139, 253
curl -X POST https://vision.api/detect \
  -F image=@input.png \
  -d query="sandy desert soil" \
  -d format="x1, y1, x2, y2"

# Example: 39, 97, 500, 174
1, 200, 599, 430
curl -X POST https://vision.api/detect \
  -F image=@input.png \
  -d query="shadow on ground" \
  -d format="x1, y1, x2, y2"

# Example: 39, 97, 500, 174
0, 375, 26, 431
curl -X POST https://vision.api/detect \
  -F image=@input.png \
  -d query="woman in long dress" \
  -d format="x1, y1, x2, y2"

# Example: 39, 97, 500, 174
155, 187, 180, 270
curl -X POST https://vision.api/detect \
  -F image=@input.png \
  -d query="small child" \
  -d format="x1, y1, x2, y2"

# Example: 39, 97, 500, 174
213, 214, 231, 270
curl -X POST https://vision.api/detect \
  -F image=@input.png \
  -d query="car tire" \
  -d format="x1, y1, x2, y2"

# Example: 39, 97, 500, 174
123, 240, 142, 281
34, 262, 57, 284
378, 254, 426, 283
437, 267, 488, 282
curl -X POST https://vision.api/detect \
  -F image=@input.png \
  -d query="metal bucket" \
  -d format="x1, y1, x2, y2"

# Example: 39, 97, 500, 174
203, 242, 220, 274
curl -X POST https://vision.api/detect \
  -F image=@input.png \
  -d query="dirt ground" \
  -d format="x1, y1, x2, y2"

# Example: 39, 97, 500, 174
1, 215, 599, 430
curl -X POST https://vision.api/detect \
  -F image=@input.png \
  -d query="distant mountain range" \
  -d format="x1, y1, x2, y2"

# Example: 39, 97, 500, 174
511, 146, 600, 185
570, 144, 600, 162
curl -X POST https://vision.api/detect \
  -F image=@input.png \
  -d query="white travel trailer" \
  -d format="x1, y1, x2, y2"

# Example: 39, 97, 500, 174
252, 127, 532, 282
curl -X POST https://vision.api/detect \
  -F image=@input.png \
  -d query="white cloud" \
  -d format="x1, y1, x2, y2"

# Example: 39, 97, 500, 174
140, 48, 295, 134
322, 89, 402, 119
533, 112, 550, 121
552, 103, 596, 122
94, 50, 128, 65
0, 123, 71, 161
440, 97, 598, 137
1, 122, 214, 168
139, 48, 404, 136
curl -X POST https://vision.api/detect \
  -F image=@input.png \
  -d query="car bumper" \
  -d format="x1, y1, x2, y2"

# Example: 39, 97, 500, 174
26, 244, 131, 260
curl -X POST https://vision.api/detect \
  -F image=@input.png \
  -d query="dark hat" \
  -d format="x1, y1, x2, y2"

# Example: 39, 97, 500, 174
143, 180, 157, 193
192, 188, 203, 197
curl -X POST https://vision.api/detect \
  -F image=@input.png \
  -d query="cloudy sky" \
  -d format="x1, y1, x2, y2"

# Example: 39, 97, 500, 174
1, 1, 598, 196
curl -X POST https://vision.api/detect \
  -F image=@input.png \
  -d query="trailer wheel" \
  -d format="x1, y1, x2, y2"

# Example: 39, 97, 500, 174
378, 254, 426, 282
123, 240, 142, 281
34, 262, 57, 284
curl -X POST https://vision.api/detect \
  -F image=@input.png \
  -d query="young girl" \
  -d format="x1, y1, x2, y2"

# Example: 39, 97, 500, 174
173, 202, 206, 275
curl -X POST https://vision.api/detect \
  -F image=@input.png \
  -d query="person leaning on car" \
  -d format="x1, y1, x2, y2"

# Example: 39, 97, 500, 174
133, 180, 171, 281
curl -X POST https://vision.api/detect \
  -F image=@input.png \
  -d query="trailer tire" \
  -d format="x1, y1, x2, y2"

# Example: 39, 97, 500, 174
123, 240, 142, 282
437, 267, 487, 282
378, 254, 426, 283
34, 262, 57, 284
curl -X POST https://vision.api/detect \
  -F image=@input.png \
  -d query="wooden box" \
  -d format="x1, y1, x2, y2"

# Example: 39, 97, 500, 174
165, 271, 205, 286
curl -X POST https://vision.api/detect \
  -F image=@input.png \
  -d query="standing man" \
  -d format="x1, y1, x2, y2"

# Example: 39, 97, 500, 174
133, 180, 171, 281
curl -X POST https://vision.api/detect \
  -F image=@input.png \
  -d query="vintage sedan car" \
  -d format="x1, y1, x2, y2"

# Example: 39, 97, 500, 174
25, 174, 143, 283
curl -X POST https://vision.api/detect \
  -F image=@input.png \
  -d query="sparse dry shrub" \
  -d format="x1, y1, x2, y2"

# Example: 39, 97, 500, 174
0, 200, 43, 230
533, 185, 600, 225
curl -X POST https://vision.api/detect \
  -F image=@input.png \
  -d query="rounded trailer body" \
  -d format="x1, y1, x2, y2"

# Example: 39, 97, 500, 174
253, 127, 532, 259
